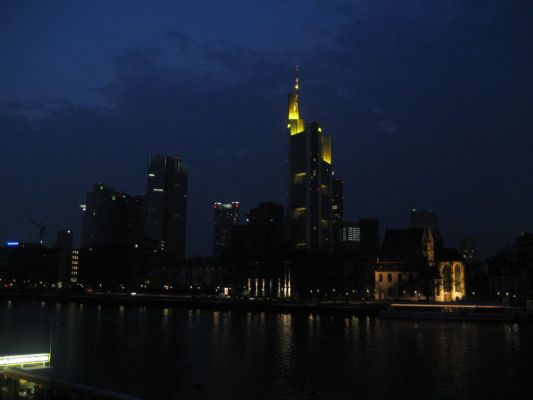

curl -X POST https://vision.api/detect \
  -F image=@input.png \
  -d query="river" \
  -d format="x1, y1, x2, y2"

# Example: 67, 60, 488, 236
0, 300, 530, 399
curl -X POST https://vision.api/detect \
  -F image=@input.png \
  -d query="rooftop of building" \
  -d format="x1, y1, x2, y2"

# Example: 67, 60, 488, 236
380, 228, 425, 262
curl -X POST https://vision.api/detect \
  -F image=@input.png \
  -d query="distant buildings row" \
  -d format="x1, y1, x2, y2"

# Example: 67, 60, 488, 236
81, 154, 188, 258
1, 69, 532, 302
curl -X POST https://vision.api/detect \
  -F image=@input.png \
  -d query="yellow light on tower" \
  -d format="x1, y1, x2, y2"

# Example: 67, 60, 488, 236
288, 65, 305, 135
321, 135, 332, 164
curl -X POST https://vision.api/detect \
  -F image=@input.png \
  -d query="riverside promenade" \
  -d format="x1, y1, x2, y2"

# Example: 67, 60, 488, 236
0, 291, 385, 317
1, 291, 530, 321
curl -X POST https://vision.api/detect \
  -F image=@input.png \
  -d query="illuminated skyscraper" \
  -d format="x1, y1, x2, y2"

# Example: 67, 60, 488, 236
213, 202, 240, 256
287, 67, 333, 252
144, 155, 188, 258
332, 177, 344, 249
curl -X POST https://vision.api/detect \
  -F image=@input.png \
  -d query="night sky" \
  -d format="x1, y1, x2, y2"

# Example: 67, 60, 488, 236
1, 1, 532, 257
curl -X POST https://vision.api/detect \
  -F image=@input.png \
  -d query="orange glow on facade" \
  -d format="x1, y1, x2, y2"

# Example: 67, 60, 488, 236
321, 135, 331, 164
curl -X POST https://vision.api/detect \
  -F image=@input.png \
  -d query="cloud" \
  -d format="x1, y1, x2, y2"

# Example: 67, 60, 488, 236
0, 34, 296, 255
165, 30, 195, 51
377, 120, 399, 134
2, 2, 533, 255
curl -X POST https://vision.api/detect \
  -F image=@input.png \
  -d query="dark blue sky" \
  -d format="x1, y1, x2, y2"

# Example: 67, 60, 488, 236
1, 0, 532, 256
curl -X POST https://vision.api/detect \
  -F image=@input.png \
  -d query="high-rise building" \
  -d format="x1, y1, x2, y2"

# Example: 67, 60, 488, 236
213, 202, 240, 256
459, 237, 478, 261
332, 178, 344, 250
359, 218, 380, 261
410, 209, 442, 249
341, 222, 361, 242
144, 155, 188, 258
56, 230, 73, 249
246, 202, 285, 260
287, 66, 334, 252
517, 232, 533, 293
81, 183, 145, 248
340, 221, 360, 254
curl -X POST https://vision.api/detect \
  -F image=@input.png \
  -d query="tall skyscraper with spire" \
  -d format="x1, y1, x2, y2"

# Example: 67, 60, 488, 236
287, 66, 333, 252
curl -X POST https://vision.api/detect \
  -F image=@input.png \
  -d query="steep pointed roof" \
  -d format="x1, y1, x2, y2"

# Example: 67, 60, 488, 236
380, 228, 425, 261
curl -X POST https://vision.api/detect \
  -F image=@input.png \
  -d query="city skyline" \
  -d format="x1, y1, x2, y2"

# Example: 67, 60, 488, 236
1, 3, 532, 399
1, 1, 532, 256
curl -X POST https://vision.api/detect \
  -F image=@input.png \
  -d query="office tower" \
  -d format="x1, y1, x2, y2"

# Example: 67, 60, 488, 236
332, 178, 344, 249
459, 237, 478, 261
517, 232, 533, 293
517, 232, 533, 271
213, 202, 240, 256
287, 66, 334, 252
340, 221, 360, 254
410, 209, 442, 249
359, 218, 379, 261
144, 155, 188, 258
55, 230, 74, 283
70, 249, 79, 284
56, 230, 73, 249
81, 183, 145, 248
247, 202, 285, 260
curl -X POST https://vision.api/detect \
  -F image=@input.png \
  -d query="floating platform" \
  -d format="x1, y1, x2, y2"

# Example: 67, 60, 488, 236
0, 354, 140, 400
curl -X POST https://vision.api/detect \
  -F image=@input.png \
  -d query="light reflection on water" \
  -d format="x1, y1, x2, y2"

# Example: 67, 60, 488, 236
0, 300, 530, 400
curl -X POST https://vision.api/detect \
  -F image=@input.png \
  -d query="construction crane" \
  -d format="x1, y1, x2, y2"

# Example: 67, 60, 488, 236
29, 219, 46, 244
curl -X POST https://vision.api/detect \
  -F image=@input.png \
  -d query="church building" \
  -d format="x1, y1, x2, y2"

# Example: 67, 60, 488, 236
374, 227, 465, 301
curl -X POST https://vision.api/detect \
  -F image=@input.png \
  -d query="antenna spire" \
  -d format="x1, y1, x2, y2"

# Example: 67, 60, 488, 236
294, 65, 300, 92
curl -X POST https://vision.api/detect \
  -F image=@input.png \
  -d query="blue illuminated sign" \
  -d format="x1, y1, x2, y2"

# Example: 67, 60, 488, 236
6, 241, 19, 247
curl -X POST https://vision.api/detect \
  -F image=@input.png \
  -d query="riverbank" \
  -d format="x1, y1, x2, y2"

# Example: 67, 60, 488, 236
1, 367, 141, 400
1, 292, 531, 321
0, 292, 385, 317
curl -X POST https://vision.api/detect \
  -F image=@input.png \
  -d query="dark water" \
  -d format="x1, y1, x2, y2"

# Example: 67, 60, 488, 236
0, 300, 530, 400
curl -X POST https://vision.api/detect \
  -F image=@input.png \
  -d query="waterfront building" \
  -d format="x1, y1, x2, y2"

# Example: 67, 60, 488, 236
55, 230, 73, 249
517, 232, 533, 268
70, 249, 79, 284
332, 178, 344, 250
359, 218, 380, 261
485, 234, 533, 299
287, 67, 334, 252
246, 202, 285, 260
460, 237, 478, 261
487, 261, 529, 300
81, 183, 145, 248
374, 228, 465, 301
517, 232, 533, 294
213, 202, 240, 256
0, 243, 66, 285
340, 221, 360, 254
144, 155, 188, 258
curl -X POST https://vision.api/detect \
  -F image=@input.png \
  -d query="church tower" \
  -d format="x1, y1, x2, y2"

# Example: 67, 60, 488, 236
422, 225, 435, 266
